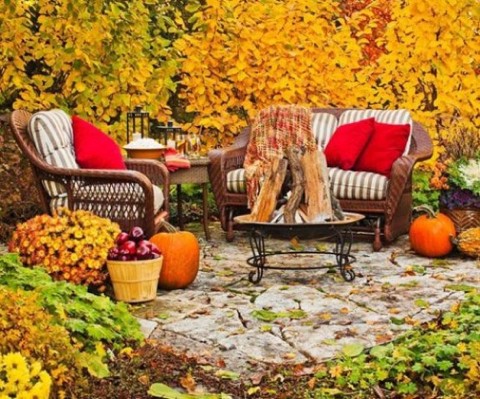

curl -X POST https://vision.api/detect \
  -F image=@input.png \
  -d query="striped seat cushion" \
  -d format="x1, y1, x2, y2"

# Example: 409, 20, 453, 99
338, 109, 413, 155
328, 167, 388, 200
50, 184, 165, 215
28, 109, 78, 197
226, 167, 388, 200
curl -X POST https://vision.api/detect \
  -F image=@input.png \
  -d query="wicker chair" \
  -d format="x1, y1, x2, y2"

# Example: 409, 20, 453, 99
9, 109, 169, 238
208, 108, 433, 249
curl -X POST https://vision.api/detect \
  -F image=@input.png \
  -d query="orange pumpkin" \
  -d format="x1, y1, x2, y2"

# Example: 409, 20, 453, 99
409, 206, 456, 258
150, 231, 200, 290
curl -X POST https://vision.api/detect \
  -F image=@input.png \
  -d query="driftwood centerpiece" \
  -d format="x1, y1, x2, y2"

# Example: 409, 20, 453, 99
248, 147, 340, 224
244, 105, 342, 225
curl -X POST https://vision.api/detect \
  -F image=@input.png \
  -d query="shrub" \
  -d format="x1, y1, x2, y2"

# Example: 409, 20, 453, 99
0, 286, 78, 395
0, 253, 144, 352
8, 208, 120, 287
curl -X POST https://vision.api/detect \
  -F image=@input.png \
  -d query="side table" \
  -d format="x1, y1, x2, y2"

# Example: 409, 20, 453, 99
169, 158, 211, 240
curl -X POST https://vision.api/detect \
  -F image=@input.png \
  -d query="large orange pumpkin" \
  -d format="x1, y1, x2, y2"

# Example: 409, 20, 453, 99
150, 231, 200, 290
409, 206, 456, 258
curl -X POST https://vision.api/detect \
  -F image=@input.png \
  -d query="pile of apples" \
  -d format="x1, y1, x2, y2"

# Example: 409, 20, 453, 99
107, 227, 161, 261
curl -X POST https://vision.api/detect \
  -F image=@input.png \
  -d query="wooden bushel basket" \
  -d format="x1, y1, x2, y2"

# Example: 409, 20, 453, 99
107, 257, 163, 303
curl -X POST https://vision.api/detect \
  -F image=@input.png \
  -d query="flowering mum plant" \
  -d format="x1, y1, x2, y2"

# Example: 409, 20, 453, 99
430, 123, 480, 210
0, 352, 52, 399
8, 208, 120, 287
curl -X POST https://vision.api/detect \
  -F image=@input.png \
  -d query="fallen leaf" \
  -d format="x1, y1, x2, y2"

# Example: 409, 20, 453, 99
180, 373, 196, 393
388, 250, 400, 266
214, 369, 240, 380
138, 374, 150, 385
307, 377, 316, 389
247, 387, 260, 396
341, 342, 365, 357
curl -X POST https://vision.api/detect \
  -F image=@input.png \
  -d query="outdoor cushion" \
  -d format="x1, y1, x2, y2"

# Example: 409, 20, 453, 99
328, 167, 388, 200
28, 109, 79, 197
226, 167, 388, 201
311, 112, 338, 150
72, 116, 126, 170
354, 121, 410, 177
324, 117, 374, 170
50, 184, 164, 215
226, 168, 247, 194
338, 109, 413, 155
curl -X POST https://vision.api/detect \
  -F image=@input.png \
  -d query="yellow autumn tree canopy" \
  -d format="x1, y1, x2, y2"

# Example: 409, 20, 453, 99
1, 0, 479, 151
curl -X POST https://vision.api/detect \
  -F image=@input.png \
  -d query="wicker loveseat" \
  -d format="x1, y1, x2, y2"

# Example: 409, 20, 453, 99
208, 108, 433, 249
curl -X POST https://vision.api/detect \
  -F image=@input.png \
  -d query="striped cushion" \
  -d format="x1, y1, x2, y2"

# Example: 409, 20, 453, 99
50, 185, 164, 215
338, 109, 413, 155
311, 112, 338, 150
28, 109, 78, 197
226, 167, 388, 200
328, 167, 388, 200
227, 168, 247, 193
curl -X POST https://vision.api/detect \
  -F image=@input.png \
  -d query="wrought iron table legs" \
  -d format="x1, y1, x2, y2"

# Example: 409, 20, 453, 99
246, 227, 356, 284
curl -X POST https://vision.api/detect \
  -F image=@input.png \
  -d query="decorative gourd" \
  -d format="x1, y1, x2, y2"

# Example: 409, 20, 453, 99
150, 231, 200, 290
409, 205, 456, 257
454, 227, 480, 258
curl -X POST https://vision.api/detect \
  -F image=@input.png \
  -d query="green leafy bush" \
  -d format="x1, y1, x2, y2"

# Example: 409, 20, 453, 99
314, 292, 480, 398
0, 254, 143, 352
412, 168, 440, 210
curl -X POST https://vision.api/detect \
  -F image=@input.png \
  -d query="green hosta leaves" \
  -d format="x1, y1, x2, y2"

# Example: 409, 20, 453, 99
148, 383, 231, 399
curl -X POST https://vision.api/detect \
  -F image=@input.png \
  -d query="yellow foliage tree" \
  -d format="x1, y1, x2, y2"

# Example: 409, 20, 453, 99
368, 0, 480, 154
175, 0, 480, 152
175, 0, 371, 147
0, 0, 180, 142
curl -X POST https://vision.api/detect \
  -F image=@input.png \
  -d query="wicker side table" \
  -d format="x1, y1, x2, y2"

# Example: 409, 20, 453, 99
169, 158, 211, 240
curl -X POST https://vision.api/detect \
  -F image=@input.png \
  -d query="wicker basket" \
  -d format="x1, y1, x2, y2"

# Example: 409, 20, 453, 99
107, 257, 163, 303
440, 207, 480, 233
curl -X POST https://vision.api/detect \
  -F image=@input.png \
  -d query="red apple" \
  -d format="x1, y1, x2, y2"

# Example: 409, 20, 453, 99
115, 232, 130, 245
129, 226, 145, 242
136, 243, 152, 260
120, 240, 137, 255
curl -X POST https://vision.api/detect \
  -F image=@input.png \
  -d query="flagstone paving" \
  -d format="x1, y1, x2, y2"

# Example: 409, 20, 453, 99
133, 223, 479, 378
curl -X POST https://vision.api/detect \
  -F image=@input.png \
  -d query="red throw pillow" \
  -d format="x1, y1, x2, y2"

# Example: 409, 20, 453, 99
72, 116, 126, 169
354, 121, 410, 177
324, 118, 375, 170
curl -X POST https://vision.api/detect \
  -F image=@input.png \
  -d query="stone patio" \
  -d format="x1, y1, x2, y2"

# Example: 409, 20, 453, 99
133, 222, 480, 378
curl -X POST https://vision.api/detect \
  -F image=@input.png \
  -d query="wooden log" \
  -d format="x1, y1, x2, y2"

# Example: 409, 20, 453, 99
249, 157, 288, 222
284, 147, 304, 223
301, 150, 333, 222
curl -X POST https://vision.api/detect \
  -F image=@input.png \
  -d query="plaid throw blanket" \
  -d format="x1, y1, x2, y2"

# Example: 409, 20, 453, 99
243, 105, 316, 208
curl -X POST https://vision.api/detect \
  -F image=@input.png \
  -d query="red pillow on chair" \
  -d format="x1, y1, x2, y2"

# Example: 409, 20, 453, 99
354, 121, 410, 177
72, 116, 126, 169
324, 117, 375, 170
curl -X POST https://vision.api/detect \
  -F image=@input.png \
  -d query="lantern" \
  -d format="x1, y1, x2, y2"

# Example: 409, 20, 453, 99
150, 120, 184, 148
126, 105, 150, 143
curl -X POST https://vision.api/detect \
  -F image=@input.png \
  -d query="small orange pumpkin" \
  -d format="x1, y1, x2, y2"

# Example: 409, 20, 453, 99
150, 231, 200, 290
409, 205, 456, 258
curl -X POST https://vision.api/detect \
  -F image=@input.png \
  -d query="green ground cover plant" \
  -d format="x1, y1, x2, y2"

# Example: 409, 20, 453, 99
0, 253, 143, 352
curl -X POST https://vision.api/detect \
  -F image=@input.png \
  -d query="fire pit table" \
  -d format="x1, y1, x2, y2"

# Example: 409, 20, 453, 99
234, 213, 365, 284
